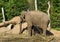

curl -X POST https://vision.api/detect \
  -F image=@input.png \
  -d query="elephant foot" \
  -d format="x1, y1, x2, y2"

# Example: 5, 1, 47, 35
28, 31, 32, 37
28, 33, 32, 36
42, 34, 46, 37
19, 32, 22, 34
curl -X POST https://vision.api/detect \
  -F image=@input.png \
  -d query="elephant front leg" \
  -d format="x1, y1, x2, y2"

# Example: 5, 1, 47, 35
27, 23, 32, 36
28, 27, 32, 36
19, 23, 22, 34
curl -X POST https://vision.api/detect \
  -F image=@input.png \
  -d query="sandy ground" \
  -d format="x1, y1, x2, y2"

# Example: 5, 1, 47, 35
51, 29, 60, 37
0, 22, 60, 42
50, 29, 60, 42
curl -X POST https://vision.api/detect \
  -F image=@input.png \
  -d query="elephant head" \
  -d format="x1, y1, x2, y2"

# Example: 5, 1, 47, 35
20, 11, 27, 22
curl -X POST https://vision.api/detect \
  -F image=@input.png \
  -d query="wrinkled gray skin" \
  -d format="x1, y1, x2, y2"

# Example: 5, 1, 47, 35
20, 10, 50, 36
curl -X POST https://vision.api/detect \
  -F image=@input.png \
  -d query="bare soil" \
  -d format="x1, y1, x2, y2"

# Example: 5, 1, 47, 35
0, 22, 60, 42
0, 29, 59, 42
50, 29, 60, 42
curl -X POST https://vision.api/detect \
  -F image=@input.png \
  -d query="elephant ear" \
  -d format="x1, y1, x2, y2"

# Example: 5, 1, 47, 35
20, 11, 27, 22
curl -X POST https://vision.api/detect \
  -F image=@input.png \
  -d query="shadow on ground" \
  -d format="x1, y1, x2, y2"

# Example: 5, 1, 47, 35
0, 26, 55, 42
22, 26, 54, 36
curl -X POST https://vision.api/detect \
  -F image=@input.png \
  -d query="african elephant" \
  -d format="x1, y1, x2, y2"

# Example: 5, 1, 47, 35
20, 10, 50, 36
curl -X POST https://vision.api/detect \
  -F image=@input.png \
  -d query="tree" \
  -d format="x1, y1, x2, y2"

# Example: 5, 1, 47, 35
47, 1, 51, 30
35, 0, 38, 11
0, 0, 60, 28
27, 0, 35, 10
51, 0, 60, 28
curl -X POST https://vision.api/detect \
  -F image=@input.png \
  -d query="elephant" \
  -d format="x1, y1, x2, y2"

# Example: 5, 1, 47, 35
20, 10, 50, 36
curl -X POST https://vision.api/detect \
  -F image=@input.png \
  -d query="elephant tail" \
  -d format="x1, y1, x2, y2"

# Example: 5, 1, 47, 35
47, 20, 51, 28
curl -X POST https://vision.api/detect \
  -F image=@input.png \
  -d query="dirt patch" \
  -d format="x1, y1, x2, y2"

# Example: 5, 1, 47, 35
50, 29, 60, 42
51, 29, 60, 37
0, 22, 60, 42
0, 34, 54, 42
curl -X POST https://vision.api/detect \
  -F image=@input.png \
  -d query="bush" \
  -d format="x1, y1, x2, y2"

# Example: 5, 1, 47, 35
0, 0, 60, 28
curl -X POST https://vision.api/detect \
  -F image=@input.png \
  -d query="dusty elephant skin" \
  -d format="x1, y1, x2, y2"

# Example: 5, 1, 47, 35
20, 10, 50, 36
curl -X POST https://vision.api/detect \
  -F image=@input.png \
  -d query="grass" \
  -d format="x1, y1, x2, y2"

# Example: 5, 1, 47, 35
52, 28, 60, 31
0, 33, 54, 42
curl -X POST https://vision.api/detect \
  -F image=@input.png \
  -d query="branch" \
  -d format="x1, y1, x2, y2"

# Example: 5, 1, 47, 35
1, 7, 5, 22
47, 1, 50, 17
35, 0, 37, 11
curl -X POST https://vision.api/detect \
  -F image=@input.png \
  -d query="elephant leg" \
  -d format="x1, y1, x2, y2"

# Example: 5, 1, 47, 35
42, 25, 47, 36
43, 28, 46, 36
32, 28, 35, 35
27, 22, 32, 36
19, 23, 22, 34
28, 26, 32, 36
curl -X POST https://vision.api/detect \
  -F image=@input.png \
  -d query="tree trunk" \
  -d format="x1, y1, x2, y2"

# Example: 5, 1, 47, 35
1, 7, 5, 22
47, 1, 51, 30
27, 0, 35, 10
35, 0, 37, 11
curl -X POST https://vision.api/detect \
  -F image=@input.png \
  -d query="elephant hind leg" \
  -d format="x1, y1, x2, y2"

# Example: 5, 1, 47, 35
32, 26, 35, 35
42, 24, 47, 36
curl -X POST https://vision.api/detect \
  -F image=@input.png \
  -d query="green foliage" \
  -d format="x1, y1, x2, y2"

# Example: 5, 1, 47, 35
37, 0, 48, 13
0, 0, 60, 28
52, 28, 60, 31
0, 0, 28, 21
51, 0, 60, 28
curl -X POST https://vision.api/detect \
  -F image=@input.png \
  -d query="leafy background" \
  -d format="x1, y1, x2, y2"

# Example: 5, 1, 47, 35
0, 0, 60, 28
